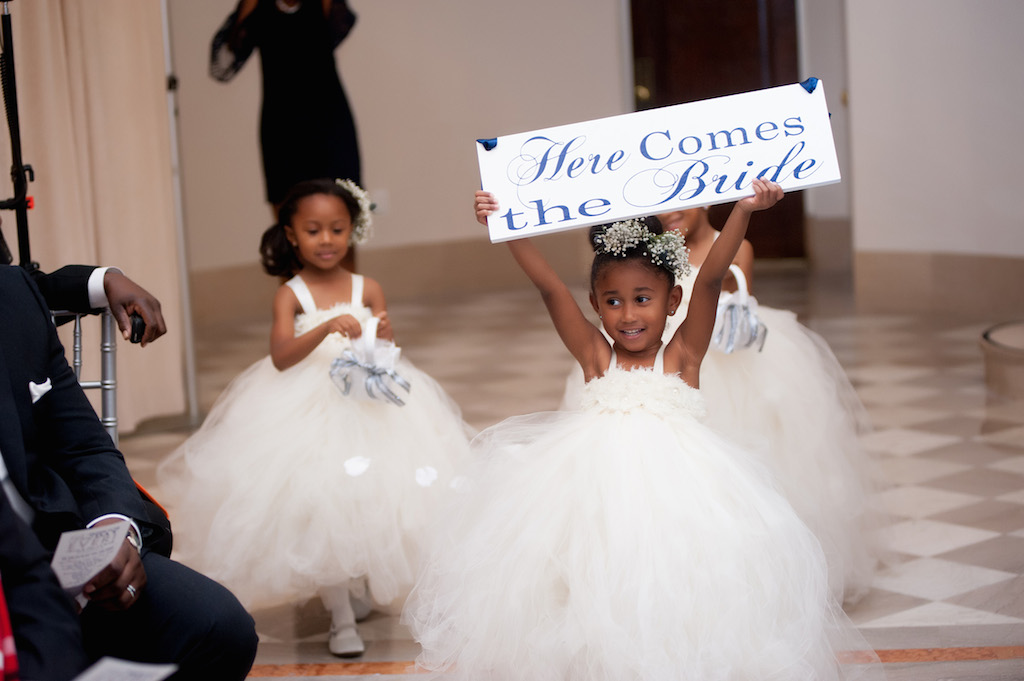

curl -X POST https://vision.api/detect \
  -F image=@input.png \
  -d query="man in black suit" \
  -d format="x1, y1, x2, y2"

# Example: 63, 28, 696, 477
0, 265, 258, 680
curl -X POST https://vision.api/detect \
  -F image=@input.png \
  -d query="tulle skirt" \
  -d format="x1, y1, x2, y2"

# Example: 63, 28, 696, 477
700, 307, 886, 602
404, 397, 882, 681
157, 352, 474, 611
562, 306, 886, 603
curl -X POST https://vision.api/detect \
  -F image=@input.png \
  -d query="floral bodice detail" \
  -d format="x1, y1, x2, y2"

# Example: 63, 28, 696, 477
579, 346, 707, 421
286, 274, 373, 357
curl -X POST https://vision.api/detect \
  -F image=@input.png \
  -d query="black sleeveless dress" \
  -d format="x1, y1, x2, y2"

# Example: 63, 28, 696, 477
211, 0, 361, 204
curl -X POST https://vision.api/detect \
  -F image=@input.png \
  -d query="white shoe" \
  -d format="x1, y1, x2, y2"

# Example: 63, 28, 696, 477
328, 625, 365, 658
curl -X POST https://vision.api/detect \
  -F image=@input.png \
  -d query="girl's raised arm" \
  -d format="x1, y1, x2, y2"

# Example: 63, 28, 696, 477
674, 179, 782, 367
476, 191, 605, 367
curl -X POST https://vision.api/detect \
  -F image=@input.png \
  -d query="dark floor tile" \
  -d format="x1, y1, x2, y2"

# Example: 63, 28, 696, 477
912, 416, 1024, 438
948, 575, 1024, 621
937, 536, 1024, 574
919, 442, 1024, 466
930, 500, 1024, 534
906, 392, 991, 412
925, 468, 1024, 497
845, 588, 930, 625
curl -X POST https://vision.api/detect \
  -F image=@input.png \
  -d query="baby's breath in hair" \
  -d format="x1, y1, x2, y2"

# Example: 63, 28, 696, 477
335, 178, 374, 245
593, 218, 691, 280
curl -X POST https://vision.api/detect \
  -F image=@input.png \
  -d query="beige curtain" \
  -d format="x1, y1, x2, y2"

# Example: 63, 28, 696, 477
0, 0, 186, 431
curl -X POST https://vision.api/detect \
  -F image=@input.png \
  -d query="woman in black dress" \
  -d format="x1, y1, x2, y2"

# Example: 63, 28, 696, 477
211, 0, 361, 210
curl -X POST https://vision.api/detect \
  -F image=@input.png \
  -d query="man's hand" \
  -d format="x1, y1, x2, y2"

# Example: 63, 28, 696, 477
82, 518, 147, 611
103, 270, 167, 346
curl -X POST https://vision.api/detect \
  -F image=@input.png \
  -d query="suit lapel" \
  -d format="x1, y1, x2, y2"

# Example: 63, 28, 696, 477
0, 340, 30, 489
0, 268, 38, 491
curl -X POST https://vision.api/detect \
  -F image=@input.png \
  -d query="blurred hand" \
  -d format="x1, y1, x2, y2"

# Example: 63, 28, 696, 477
375, 311, 393, 341
103, 270, 167, 346
325, 313, 363, 338
475, 190, 499, 227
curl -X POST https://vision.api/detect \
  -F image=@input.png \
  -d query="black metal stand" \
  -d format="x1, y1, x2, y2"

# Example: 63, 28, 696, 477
0, 0, 36, 270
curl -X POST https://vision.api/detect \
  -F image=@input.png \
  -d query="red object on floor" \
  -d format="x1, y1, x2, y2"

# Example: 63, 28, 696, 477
0, 574, 20, 681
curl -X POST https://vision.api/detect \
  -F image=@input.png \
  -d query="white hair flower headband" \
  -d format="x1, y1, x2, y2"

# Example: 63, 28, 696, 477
592, 218, 691, 280
335, 178, 374, 245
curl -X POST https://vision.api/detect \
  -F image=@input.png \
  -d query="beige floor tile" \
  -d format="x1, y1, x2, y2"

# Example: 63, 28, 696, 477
871, 557, 1015, 602
877, 458, 971, 486
859, 601, 1023, 628
878, 519, 1000, 557
861, 428, 965, 457
875, 485, 983, 519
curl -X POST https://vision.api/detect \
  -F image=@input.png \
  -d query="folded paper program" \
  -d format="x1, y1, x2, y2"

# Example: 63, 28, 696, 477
329, 317, 411, 406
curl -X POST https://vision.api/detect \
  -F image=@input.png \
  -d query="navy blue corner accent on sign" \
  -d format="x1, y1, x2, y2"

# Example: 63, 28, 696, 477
800, 77, 819, 94
477, 138, 498, 151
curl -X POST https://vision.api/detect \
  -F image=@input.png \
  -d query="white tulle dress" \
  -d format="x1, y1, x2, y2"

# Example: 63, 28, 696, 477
405, 346, 881, 681
157, 274, 473, 611
562, 264, 885, 603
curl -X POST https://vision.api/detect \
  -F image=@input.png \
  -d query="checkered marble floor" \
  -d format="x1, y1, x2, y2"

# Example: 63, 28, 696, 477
121, 265, 1024, 680
820, 317, 1024, 630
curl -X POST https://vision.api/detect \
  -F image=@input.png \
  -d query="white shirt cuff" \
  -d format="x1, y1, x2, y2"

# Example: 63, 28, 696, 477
87, 513, 142, 548
87, 267, 123, 309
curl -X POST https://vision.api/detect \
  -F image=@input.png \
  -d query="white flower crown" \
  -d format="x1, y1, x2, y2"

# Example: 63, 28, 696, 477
335, 178, 374, 245
592, 218, 691, 280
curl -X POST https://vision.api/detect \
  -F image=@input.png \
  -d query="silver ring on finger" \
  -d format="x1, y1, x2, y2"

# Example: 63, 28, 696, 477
126, 584, 137, 600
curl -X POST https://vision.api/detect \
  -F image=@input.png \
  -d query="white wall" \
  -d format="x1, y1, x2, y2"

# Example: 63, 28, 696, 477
168, 0, 631, 272
796, 0, 851, 220
846, 0, 1024, 257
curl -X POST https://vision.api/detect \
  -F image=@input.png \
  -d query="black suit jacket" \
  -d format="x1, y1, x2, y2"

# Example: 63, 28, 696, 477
0, 266, 166, 550
29, 264, 101, 313
1, 220, 99, 311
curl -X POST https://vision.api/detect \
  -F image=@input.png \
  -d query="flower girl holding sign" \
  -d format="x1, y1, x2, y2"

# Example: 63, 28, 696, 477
404, 181, 882, 681
157, 179, 473, 657
559, 204, 886, 605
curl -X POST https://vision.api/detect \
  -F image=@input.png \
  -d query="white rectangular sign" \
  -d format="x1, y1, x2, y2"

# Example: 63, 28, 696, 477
477, 79, 839, 243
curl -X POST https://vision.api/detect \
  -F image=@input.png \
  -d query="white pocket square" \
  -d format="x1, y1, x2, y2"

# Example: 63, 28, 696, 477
29, 378, 52, 404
